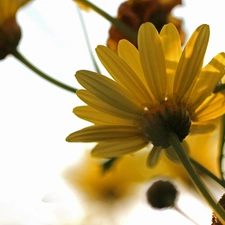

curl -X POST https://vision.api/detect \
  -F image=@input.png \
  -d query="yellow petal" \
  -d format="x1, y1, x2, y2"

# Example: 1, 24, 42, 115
138, 22, 167, 102
91, 137, 148, 158
96, 45, 153, 105
174, 24, 209, 100
77, 90, 141, 120
193, 93, 225, 122
117, 40, 156, 103
160, 23, 182, 95
76, 70, 143, 115
190, 122, 215, 134
73, 106, 135, 126
188, 52, 225, 110
66, 125, 143, 143
187, 117, 223, 178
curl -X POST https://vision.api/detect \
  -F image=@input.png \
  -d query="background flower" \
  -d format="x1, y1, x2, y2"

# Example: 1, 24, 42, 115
107, 0, 185, 52
0, 0, 31, 59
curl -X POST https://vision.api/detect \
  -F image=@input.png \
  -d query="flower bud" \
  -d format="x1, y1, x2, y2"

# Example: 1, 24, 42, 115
146, 180, 178, 209
0, 16, 21, 59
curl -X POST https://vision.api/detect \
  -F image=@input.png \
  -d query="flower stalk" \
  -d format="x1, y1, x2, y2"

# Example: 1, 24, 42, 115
168, 132, 225, 224
76, 0, 137, 42
190, 158, 225, 189
12, 50, 77, 93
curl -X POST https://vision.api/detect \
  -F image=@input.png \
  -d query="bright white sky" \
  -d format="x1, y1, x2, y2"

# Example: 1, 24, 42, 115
0, 0, 225, 224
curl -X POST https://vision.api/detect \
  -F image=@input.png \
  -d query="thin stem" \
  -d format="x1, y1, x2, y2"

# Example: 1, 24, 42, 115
77, 0, 137, 42
190, 157, 225, 188
214, 83, 225, 93
12, 50, 77, 93
174, 205, 199, 225
168, 132, 225, 224
77, 7, 101, 74
219, 115, 225, 180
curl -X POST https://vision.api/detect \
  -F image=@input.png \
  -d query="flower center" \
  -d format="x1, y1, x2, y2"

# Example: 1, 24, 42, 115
141, 100, 191, 148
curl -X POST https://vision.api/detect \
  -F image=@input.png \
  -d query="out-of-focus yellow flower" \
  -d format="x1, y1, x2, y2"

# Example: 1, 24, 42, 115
0, 0, 30, 59
66, 23, 225, 168
188, 117, 223, 179
107, 0, 185, 52
63, 153, 144, 203
63, 152, 150, 224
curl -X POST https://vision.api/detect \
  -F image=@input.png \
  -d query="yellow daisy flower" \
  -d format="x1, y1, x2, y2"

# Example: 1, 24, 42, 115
0, 0, 30, 59
66, 22, 225, 163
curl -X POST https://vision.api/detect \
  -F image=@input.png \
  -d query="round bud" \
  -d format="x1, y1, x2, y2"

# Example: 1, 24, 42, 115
146, 180, 178, 209
0, 17, 21, 59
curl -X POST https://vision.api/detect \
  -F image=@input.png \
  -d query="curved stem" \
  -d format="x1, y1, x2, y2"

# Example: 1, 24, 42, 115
168, 132, 225, 224
190, 158, 225, 188
77, 0, 137, 42
77, 7, 101, 74
219, 115, 225, 180
12, 50, 77, 93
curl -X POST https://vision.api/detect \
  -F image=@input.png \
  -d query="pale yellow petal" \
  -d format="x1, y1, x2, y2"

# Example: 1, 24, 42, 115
160, 23, 182, 95
193, 93, 225, 121
174, 24, 209, 100
117, 40, 156, 103
91, 137, 148, 158
96, 45, 153, 105
138, 22, 167, 102
76, 70, 143, 115
73, 106, 135, 126
187, 117, 223, 178
66, 125, 143, 142
188, 52, 225, 110
77, 90, 142, 121
190, 122, 215, 134
147, 146, 163, 167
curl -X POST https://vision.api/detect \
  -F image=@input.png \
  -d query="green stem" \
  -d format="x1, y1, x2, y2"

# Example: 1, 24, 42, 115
77, 7, 101, 74
219, 115, 225, 180
77, 0, 137, 42
168, 132, 225, 224
190, 158, 225, 189
12, 50, 77, 93
214, 83, 225, 93
174, 205, 199, 225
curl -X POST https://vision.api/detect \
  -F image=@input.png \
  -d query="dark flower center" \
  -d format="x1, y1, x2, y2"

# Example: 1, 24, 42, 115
141, 100, 191, 148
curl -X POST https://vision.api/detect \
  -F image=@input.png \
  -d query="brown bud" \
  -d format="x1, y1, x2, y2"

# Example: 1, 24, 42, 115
0, 17, 21, 59
146, 180, 178, 209
107, 0, 185, 53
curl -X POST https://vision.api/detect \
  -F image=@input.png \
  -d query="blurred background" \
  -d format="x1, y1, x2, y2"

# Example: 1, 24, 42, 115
0, 0, 225, 224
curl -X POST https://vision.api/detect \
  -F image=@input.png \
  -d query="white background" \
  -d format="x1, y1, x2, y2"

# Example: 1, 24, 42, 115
0, 0, 225, 224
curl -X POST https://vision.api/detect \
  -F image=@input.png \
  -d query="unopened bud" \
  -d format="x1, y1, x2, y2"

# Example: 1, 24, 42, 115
146, 180, 178, 209
0, 17, 21, 59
